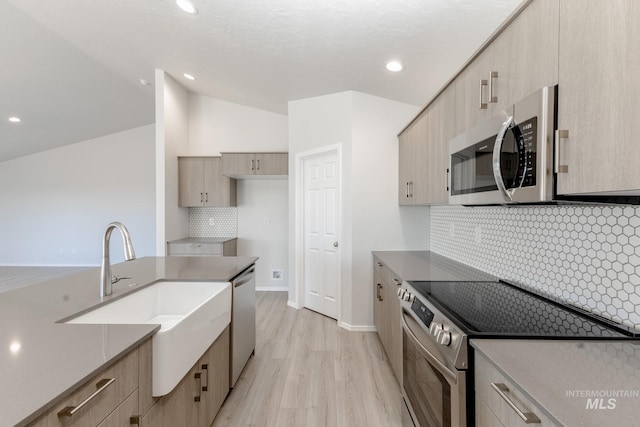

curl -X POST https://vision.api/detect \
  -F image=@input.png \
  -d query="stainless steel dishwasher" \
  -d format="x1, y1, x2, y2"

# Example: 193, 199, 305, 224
230, 265, 256, 387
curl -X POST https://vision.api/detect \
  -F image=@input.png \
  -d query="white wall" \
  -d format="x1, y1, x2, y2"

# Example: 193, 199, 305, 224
236, 179, 289, 290
0, 124, 156, 266
189, 95, 288, 154
155, 70, 190, 254
288, 91, 428, 329
351, 92, 430, 326
188, 93, 289, 289
288, 91, 353, 319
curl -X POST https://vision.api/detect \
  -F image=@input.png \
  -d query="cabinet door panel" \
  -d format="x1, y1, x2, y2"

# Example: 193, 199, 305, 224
384, 271, 403, 384
398, 131, 413, 205
557, 0, 640, 195
200, 327, 230, 427
454, 50, 496, 135
203, 157, 237, 207
255, 153, 288, 175
500, 0, 559, 110
222, 153, 255, 176
140, 363, 199, 427
179, 158, 205, 207
427, 90, 455, 205
373, 270, 386, 347
398, 113, 429, 205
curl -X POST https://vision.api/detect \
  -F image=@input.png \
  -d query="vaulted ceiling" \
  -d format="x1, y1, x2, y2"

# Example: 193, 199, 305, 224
0, 0, 522, 162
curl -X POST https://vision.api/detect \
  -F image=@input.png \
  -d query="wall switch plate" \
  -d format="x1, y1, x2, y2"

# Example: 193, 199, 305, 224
271, 269, 283, 280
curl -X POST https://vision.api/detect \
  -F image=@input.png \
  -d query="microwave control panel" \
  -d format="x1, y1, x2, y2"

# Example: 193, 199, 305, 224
519, 116, 538, 187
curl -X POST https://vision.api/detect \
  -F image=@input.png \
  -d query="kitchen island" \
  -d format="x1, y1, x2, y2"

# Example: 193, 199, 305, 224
0, 256, 257, 427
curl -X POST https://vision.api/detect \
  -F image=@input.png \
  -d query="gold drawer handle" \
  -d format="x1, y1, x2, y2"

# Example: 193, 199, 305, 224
491, 382, 541, 424
58, 378, 116, 418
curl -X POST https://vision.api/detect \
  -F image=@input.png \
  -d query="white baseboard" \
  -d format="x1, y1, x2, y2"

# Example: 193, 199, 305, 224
256, 286, 289, 292
287, 300, 300, 309
338, 322, 377, 332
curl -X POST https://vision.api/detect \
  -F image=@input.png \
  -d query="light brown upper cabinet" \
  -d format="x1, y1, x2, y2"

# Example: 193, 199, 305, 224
556, 0, 640, 195
399, 85, 454, 205
221, 152, 288, 178
178, 157, 237, 207
454, 0, 559, 135
398, 112, 428, 205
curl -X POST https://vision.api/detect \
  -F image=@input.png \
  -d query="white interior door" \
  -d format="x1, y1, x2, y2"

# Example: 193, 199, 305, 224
303, 151, 340, 319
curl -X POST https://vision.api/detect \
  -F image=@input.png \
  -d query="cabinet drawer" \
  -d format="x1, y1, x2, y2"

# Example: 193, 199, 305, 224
475, 352, 559, 426
96, 391, 137, 427
373, 257, 402, 288
167, 243, 222, 256
28, 349, 139, 427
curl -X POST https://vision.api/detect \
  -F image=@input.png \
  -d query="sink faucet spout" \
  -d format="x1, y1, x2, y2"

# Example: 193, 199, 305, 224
100, 222, 136, 298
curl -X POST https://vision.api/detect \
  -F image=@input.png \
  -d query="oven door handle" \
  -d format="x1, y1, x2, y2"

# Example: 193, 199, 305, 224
401, 313, 458, 385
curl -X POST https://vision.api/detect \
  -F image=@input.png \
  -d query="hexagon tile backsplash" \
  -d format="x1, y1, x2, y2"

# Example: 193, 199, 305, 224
189, 207, 237, 238
430, 205, 640, 330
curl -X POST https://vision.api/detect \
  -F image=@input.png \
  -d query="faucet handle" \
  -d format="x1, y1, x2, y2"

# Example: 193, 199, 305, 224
111, 275, 132, 284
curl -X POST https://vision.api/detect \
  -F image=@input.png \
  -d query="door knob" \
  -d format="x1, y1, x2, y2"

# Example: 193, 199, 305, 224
333, 242, 339, 247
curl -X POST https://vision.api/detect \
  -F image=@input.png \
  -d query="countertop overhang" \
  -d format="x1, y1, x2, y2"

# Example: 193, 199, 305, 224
0, 255, 258, 427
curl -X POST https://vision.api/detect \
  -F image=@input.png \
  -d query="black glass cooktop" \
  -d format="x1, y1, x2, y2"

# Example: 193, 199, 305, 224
409, 280, 639, 338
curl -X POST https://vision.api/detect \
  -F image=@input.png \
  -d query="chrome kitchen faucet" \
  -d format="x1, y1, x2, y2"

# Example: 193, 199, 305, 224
100, 222, 136, 299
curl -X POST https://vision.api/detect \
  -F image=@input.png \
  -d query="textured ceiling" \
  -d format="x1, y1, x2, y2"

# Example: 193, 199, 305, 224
1, 0, 523, 162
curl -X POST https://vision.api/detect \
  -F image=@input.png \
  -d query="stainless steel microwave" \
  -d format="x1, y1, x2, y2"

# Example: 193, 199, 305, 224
449, 86, 556, 205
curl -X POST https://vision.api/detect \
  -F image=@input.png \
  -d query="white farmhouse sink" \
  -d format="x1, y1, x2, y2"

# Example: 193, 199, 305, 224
66, 281, 231, 396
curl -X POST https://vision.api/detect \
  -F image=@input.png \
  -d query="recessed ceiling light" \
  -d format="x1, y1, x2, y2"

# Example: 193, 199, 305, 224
139, 78, 152, 86
176, 0, 198, 15
8, 116, 21, 123
386, 61, 403, 72
183, 73, 196, 81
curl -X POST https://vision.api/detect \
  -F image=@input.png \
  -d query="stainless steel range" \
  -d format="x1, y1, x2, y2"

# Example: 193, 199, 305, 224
397, 280, 639, 427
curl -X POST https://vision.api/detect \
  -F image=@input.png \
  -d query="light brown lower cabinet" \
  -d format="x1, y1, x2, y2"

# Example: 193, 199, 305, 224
96, 392, 138, 427
372, 256, 402, 384
475, 351, 560, 426
139, 326, 230, 427
27, 326, 230, 427
27, 342, 141, 427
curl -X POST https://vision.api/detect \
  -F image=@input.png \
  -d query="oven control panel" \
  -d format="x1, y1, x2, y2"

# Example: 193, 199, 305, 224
411, 297, 434, 328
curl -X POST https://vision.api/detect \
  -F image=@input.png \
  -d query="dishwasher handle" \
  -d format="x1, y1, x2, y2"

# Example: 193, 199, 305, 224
233, 267, 255, 288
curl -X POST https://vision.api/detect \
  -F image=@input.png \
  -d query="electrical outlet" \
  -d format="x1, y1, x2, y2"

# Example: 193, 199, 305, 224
209, 218, 215, 226
263, 217, 270, 225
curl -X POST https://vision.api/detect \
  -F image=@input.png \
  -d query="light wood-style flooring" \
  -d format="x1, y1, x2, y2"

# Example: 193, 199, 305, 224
214, 291, 402, 427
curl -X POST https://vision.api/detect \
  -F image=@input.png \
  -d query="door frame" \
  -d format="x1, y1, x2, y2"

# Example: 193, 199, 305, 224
293, 144, 343, 324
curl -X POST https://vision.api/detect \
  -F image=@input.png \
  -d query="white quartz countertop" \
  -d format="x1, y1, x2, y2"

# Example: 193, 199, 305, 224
372, 250, 498, 282
471, 339, 640, 426
0, 256, 257, 427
